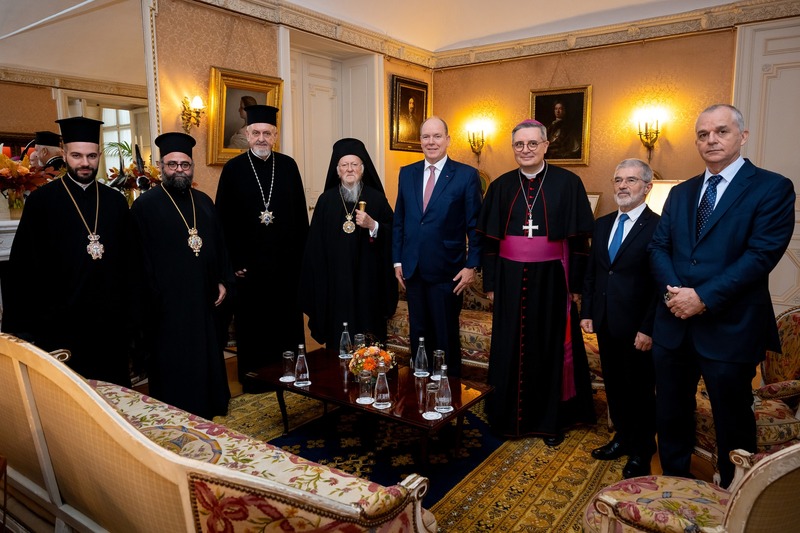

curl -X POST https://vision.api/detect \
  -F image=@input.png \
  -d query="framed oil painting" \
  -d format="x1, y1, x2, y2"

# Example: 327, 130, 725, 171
390, 75, 428, 152
207, 67, 283, 165
530, 85, 592, 166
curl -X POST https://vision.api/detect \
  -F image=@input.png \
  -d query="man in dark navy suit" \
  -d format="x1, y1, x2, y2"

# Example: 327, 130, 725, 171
649, 104, 795, 487
581, 158, 660, 479
392, 116, 483, 377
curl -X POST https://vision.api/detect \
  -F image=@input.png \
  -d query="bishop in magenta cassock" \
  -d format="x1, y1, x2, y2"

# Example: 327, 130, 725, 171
477, 120, 595, 444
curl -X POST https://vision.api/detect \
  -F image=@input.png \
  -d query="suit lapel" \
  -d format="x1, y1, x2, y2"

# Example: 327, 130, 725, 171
699, 161, 754, 239
412, 161, 425, 214
424, 158, 455, 214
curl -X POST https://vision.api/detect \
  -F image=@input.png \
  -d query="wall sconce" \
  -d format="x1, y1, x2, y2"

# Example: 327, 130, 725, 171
181, 96, 206, 134
468, 130, 485, 163
637, 120, 660, 163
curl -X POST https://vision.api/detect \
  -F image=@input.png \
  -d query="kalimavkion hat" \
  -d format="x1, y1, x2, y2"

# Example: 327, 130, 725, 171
34, 131, 61, 147
56, 117, 103, 144
154, 132, 196, 158
245, 105, 279, 126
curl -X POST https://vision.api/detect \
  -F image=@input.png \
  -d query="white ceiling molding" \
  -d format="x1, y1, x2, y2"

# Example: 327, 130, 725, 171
0, 67, 147, 99
195, 0, 800, 68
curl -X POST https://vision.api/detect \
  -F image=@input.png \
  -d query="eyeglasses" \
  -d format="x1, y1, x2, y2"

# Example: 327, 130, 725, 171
338, 162, 363, 170
163, 161, 192, 171
612, 177, 646, 186
512, 140, 546, 152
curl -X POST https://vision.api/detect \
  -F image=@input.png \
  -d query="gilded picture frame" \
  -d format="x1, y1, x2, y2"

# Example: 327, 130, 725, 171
390, 75, 428, 152
530, 85, 592, 166
207, 67, 283, 166
587, 192, 602, 217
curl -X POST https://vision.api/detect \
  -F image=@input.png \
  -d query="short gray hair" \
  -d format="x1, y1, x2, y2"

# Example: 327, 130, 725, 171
511, 120, 547, 140
698, 104, 745, 133
615, 158, 653, 183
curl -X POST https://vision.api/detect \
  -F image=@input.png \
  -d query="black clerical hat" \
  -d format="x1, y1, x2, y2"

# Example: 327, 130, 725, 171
34, 131, 61, 147
245, 105, 279, 126
154, 132, 196, 158
323, 138, 385, 194
56, 117, 103, 144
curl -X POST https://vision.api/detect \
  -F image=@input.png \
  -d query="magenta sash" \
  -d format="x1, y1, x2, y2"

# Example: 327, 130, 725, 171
498, 235, 577, 400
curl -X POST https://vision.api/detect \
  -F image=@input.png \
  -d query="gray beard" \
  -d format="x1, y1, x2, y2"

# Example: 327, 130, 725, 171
340, 182, 361, 203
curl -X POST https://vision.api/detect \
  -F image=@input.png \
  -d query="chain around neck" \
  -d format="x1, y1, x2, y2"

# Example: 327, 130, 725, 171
247, 150, 275, 213
161, 184, 197, 232
517, 161, 548, 219
61, 177, 99, 236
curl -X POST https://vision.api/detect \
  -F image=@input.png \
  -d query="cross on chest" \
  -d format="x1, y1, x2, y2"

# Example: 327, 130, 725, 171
523, 217, 538, 238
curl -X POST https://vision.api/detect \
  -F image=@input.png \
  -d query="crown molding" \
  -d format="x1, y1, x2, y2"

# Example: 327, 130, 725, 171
435, 0, 800, 68
0, 67, 147, 98
194, 0, 800, 69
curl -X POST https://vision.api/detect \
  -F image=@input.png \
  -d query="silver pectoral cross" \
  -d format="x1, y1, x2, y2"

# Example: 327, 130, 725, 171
523, 217, 538, 238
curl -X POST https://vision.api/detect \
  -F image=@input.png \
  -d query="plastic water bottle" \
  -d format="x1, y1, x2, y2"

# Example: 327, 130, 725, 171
414, 337, 429, 378
373, 360, 391, 409
435, 364, 453, 413
338, 322, 352, 359
294, 344, 311, 387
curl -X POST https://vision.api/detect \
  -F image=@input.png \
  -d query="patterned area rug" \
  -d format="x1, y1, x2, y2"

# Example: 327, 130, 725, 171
215, 391, 623, 531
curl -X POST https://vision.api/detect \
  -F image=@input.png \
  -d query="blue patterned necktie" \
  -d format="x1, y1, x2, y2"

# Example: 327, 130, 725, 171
696, 175, 723, 238
608, 213, 629, 262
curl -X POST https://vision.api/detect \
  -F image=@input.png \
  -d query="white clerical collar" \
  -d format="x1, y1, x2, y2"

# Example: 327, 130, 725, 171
67, 174, 93, 190
520, 162, 546, 180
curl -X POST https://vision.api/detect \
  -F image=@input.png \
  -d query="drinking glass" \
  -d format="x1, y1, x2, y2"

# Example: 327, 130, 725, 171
354, 333, 366, 348
280, 351, 295, 382
422, 382, 442, 420
356, 370, 374, 404
431, 350, 445, 381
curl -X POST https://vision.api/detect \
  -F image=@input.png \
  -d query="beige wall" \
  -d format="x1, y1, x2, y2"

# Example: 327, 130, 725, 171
155, 0, 279, 197
0, 83, 58, 133
432, 30, 736, 216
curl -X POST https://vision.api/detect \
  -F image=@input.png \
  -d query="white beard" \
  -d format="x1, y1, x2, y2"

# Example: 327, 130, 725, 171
340, 182, 361, 203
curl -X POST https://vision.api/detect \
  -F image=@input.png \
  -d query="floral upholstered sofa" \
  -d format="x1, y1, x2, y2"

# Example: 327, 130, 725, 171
0, 333, 436, 532
386, 271, 604, 385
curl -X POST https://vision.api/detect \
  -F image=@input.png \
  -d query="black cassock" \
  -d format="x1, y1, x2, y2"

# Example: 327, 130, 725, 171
478, 163, 595, 437
216, 151, 308, 382
300, 185, 398, 348
3, 177, 132, 385
130, 186, 234, 419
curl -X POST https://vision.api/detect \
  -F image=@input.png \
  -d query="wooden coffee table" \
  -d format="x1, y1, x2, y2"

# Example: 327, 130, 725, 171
245, 348, 492, 459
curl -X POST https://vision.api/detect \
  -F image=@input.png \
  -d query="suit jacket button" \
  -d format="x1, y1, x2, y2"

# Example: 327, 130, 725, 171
691, 259, 697, 265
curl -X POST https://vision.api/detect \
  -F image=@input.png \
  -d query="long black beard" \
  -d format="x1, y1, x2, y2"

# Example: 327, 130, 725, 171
163, 174, 192, 192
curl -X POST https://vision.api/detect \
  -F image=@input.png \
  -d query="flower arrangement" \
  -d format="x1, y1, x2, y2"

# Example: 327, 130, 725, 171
0, 153, 62, 194
348, 343, 395, 377
106, 162, 161, 191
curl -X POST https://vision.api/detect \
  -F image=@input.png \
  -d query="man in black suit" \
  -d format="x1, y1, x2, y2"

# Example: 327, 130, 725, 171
581, 158, 660, 478
649, 104, 795, 487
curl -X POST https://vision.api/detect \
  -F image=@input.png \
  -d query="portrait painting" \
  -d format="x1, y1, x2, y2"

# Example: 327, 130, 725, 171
390, 76, 428, 152
530, 85, 592, 166
207, 67, 283, 165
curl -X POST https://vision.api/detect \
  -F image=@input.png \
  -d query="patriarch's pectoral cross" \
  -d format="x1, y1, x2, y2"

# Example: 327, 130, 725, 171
523, 217, 538, 238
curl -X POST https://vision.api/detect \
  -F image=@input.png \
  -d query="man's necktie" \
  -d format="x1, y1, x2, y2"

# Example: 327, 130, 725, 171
696, 174, 723, 238
423, 165, 435, 212
608, 213, 629, 262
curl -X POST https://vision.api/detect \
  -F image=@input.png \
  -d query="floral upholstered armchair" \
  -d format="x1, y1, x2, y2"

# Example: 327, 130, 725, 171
583, 442, 800, 533
694, 306, 800, 478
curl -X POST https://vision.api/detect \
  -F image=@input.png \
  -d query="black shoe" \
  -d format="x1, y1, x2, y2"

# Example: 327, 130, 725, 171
543, 434, 564, 447
591, 440, 627, 460
622, 456, 651, 479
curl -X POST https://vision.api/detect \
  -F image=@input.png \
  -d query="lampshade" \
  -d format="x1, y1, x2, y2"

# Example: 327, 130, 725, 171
646, 180, 682, 215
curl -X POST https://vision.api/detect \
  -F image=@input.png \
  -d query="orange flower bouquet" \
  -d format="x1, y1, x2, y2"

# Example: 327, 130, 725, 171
348, 343, 395, 377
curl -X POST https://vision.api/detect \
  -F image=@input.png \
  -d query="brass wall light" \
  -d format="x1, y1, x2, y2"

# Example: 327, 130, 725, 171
181, 96, 206, 133
638, 120, 660, 163
468, 130, 485, 163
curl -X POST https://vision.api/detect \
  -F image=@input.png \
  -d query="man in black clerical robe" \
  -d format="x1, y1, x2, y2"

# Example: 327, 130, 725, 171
301, 138, 397, 349
477, 119, 595, 444
215, 105, 308, 388
130, 132, 234, 419
3, 117, 131, 385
